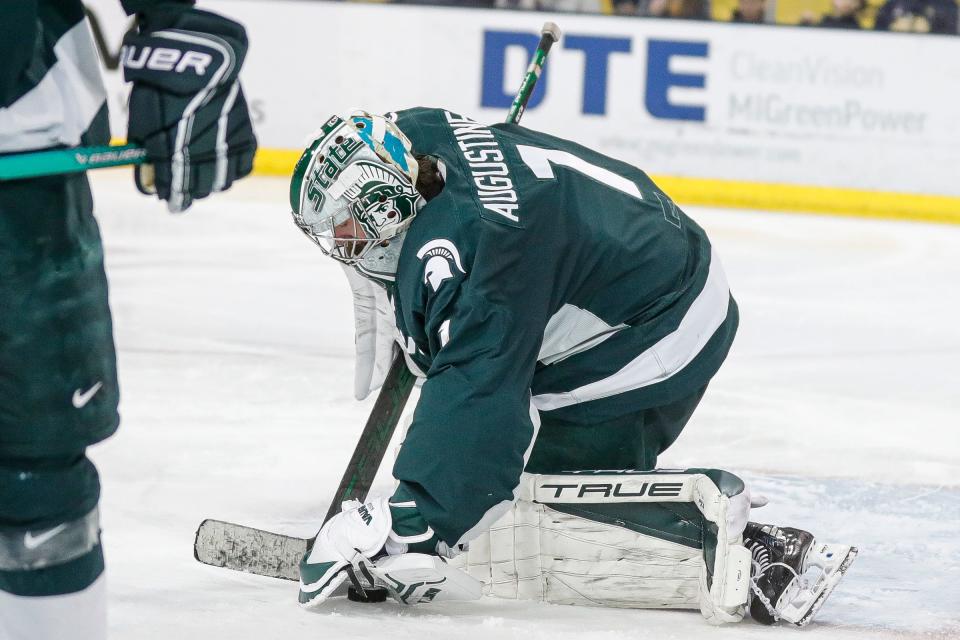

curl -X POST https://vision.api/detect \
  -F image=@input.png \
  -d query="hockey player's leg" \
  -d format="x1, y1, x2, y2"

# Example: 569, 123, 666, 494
525, 385, 707, 473
449, 471, 856, 627
0, 174, 119, 639
0, 173, 120, 453
0, 455, 106, 640
453, 469, 753, 623
298, 468, 752, 621
524, 401, 854, 625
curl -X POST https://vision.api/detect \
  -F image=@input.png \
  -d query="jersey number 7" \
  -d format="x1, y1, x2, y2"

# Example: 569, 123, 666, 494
516, 145, 681, 229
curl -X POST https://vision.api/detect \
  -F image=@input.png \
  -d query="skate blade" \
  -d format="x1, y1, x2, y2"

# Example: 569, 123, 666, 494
782, 545, 859, 627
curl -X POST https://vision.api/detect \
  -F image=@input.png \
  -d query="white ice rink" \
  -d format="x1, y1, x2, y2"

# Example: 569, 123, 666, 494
87, 172, 959, 639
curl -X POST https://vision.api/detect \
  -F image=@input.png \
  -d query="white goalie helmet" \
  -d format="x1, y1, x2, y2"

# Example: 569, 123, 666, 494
290, 111, 423, 278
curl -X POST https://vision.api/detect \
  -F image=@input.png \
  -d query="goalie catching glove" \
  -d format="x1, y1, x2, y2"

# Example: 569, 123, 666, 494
298, 497, 481, 607
121, 4, 257, 212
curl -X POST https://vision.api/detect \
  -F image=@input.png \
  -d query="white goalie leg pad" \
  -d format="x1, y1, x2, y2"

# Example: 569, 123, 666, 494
451, 498, 704, 608
450, 470, 752, 622
690, 474, 753, 624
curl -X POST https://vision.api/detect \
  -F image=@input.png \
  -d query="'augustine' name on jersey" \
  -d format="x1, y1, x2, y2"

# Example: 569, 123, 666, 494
445, 111, 520, 223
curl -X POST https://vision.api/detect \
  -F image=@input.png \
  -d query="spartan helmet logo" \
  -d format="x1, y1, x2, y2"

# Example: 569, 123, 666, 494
416, 239, 466, 292
341, 161, 420, 240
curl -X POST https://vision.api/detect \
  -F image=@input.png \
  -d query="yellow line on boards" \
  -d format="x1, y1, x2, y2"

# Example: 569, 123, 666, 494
252, 148, 302, 177
650, 175, 960, 226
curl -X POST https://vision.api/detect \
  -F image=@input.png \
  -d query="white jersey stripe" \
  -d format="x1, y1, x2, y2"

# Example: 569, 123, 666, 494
0, 19, 107, 153
531, 247, 731, 411
538, 303, 628, 366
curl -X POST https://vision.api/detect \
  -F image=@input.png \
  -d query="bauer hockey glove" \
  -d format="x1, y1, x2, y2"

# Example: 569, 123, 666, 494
121, 5, 257, 212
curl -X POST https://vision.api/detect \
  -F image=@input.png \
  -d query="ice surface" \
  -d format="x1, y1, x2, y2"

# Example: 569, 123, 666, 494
86, 172, 960, 639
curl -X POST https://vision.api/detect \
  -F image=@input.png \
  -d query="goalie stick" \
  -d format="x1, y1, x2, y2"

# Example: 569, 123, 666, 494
194, 356, 414, 581
194, 519, 306, 582
193, 21, 563, 583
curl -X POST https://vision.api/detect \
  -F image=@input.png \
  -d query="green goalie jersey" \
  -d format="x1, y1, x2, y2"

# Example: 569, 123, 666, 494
388, 107, 738, 544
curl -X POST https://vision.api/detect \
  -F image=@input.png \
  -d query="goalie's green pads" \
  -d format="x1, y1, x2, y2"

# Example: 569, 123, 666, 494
449, 469, 752, 624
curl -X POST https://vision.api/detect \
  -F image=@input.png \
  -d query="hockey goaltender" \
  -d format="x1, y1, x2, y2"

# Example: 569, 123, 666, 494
287, 108, 858, 626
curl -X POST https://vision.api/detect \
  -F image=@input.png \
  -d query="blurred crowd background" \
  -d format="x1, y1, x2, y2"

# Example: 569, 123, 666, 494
379, 0, 960, 34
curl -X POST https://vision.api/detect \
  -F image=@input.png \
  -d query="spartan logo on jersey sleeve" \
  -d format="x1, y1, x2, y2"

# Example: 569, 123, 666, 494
416, 239, 466, 292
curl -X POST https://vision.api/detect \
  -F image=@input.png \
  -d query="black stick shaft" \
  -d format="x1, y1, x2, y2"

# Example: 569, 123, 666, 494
323, 354, 415, 523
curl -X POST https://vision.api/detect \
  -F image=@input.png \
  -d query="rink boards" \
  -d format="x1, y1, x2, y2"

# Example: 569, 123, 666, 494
84, 0, 960, 222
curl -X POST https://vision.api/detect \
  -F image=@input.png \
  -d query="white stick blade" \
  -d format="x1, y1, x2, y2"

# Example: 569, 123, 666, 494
194, 519, 308, 581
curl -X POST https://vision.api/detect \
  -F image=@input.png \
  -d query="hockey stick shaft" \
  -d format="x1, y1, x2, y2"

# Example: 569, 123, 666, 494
0, 143, 146, 181
323, 354, 415, 523
505, 22, 562, 126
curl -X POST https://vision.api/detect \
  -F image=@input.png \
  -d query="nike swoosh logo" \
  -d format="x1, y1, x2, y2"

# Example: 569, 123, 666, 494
72, 381, 103, 408
24, 524, 68, 550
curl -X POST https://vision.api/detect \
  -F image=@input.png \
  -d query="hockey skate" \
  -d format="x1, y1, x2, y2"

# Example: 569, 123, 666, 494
744, 522, 858, 626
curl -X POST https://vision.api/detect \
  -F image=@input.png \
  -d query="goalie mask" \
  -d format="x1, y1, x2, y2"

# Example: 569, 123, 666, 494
289, 112, 423, 275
